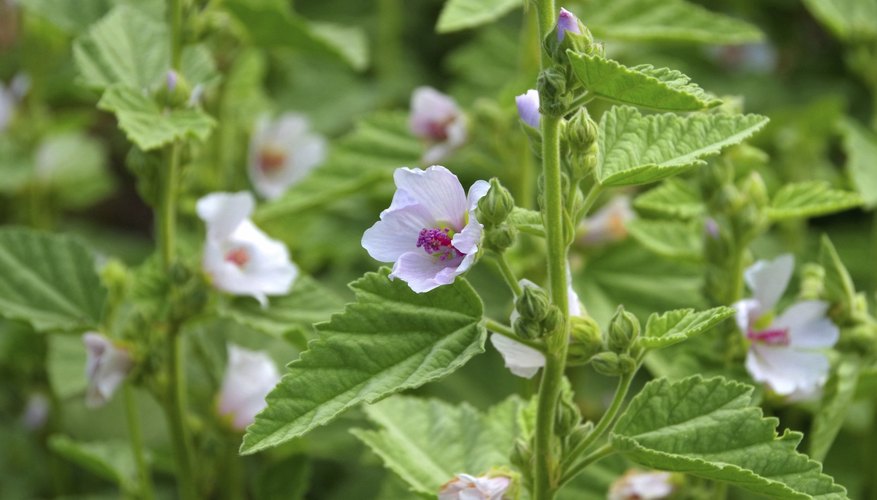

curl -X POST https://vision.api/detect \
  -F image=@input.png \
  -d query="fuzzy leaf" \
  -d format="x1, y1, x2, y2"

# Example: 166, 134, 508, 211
810, 359, 861, 462
819, 236, 858, 316
507, 207, 545, 237
639, 307, 734, 349
597, 106, 769, 186
352, 396, 522, 495
0, 229, 105, 332
98, 86, 216, 151
568, 53, 720, 111
240, 269, 487, 455
768, 181, 862, 220
634, 179, 704, 219
436, 0, 520, 33
49, 436, 139, 493
612, 376, 848, 499
802, 0, 877, 41
20, 0, 163, 34
627, 219, 703, 261
73, 6, 168, 90
584, 0, 763, 44
839, 118, 877, 208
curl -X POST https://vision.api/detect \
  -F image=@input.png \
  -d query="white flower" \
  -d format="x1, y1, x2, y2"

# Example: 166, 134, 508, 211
579, 196, 635, 245
0, 73, 28, 133
217, 344, 280, 431
608, 470, 674, 500
197, 192, 298, 306
733, 255, 839, 398
248, 113, 327, 200
490, 279, 583, 379
83, 332, 133, 408
361, 166, 488, 293
438, 473, 511, 500
515, 89, 540, 128
409, 86, 467, 164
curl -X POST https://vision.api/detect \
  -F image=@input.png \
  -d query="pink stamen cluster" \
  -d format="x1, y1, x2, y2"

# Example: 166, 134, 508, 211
747, 328, 790, 346
225, 248, 250, 268
417, 228, 462, 261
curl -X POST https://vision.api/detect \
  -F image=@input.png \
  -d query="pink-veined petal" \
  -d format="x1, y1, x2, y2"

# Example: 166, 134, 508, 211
490, 333, 545, 379
774, 301, 839, 349
744, 254, 794, 312
362, 203, 435, 263
393, 166, 468, 228
197, 192, 255, 239
390, 251, 458, 293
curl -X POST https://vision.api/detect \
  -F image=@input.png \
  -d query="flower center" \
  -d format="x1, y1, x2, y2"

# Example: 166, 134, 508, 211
225, 247, 250, 268
416, 227, 463, 261
747, 327, 790, 346
259, 145, 287, 174
425, 116, 455, 141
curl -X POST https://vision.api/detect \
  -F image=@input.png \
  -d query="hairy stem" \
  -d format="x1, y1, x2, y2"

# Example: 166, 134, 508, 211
490, 251, 523, 296
124, 385, 155, 500
163, 330, 198, 500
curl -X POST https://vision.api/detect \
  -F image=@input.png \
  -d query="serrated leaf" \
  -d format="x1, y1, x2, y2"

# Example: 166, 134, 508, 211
802, 0, 877, 41
839, 118, 877, 208
240, 269, 487, 455
819, 236, 858, 316
48, 436, 139, 493
220, 275, 346, 343
639, 307, 734, 349
352, 396, 521, 495
634, 179, 704, 219
768, 181, 862, 220
810, 359, 860, 462
73, 6, 169, 90
612, 376, 848, 499
597, 106, 768, 186
627, 219, 703, 261
98, 86, 216, 151
568, 53, 720, 112
0, 229, 105, 332
20, 0, 163, 34
584, 0, 763, 44
436, 0, 520, 33
507, 207, 545, 237
224, 0, 368, 70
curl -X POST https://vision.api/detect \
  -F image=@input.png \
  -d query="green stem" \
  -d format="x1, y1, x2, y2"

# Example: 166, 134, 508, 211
485, 319, 547, 352
490, 251, 523, 296
561, 370, 634, 470
576, 182, 602, 221
170, 0, 183, 70
124, 385, 155, 500
376, 0, 402, 81
558, 443, 615, 488
565, 92, 593, 115
160, 143, 181, 269
534, 0, 556, 42
164, 331, 198, 500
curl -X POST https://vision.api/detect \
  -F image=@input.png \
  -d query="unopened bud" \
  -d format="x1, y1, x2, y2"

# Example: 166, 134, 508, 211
556, 396, 581, 437
590, 351, 623, 376
514, 317, 543, 340
537, 67, 570, 117
511, 438, 533, 472
568, 316, 603, 360
478, 178, 516, 226
541, 306, 564, 334
547, 8, 598, 59
565, 108, 598, 151
158, 70, 192, 108
741, 172, 768, 209
608, 306, 640, 353
565, 421, 594, 453
798, 263, 825, 301
485, 224, 517, 252
517, 284, 551, 322
515, 89, 540, 128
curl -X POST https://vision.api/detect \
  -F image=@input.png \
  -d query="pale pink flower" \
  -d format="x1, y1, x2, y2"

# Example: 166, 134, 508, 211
557, 8, 582, 42
83, 332, 133, 408
609, 470, 674, 500
362, 166, 488, 293
197, 192, 298, 306
248, 113, 327, 200
734, 255, 839, 398
579, 196, 635, 245
438, 473, 511, 500
515, 89, 540, 128
409, 87, 467, 164
217, 345, 280, 431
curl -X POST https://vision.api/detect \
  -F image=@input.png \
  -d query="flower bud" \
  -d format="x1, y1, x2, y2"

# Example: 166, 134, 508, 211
568, 315, 603, 360
485, 224, 517, 252
537, 67, 570, 117
515, 89, 540, 128
565, 421, 594, 453
741, 171, 769, 209
590, 351, 623, 376
545, 8, 599, 61
555, 396, 581, 437
158, 70, 193, 108
477, 178, 516, 226
541, 305, 564, 334
514, 316, 543, 340
798, 263, 825, 301
608, 306, 640, 353
565, 108, 598, 151
511, 438, 533, 472
516, 283, 551, 322
557, 8, 582, 41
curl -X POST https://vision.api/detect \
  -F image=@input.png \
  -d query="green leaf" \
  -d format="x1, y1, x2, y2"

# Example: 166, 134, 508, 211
0, 229, 105, 332
240, 269, 487, 455
507, 207, 545, 237
627, 219, 703, 261
220, 275, 346, 343
597, 106, 769, 186
810, 359, 861, 462
73, 6, 169, 90
436, 0, 520, 33
35, 133, 114, 209
612, 376, 848, 499
802, 0, 877, 41
839, 118, 877, 208
634, 179, 704, 219
224, 0, 368, 70
48, 334, 88, 398
98, 86, 216, 151
584, 0, 763, 44
638, 307, 734, 349
819, 236, 858, 315
48, 436, 139, 493
768, 181, 862, 221
567, 53, 720, 112
352, 396, 522, 495
20, 0, 163, 34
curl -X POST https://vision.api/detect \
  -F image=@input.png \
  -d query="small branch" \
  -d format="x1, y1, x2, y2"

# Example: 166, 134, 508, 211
485, 319, 547, 353
124, 385, 155, 500
558, 443, 615, 488
489, 251, 523, 296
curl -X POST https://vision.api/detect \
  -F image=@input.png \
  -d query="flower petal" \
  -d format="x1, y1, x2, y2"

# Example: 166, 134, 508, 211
746, 345, 829, 396
515, 89, 540, 128
362, 203, 435, 263
744, 254, 794, 312
218, 344, 280, 431
393, 166, 468, 228
390, 251, 458, 293
490, 333, 545, 379
409, 86, 460, 138
773, 301, 839, 349
196, 192, 255, 239
733, 298, 761, 333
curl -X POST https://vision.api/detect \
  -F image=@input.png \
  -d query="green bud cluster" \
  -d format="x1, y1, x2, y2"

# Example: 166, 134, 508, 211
537, 67, 571, 117
478, 178, 518, 252
607, 305, 640, 354
568, 315, 603, 362
512, 283, 565, 340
